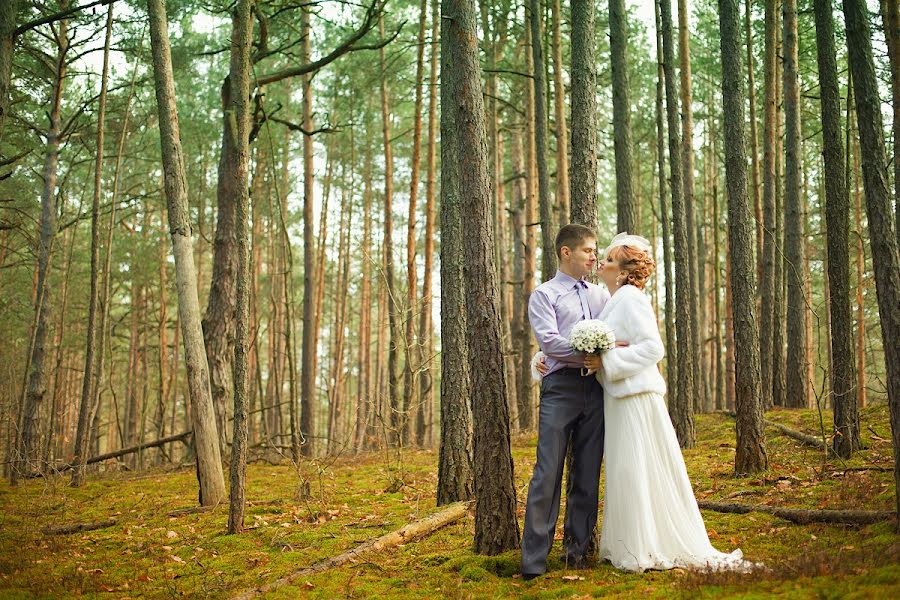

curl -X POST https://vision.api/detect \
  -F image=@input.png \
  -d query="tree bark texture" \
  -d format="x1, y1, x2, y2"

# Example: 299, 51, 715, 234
610, 0, 635, 233
147, 0, 225, 506
569, 0, 597, 230
842, 0, 900, 531
445, 0, 520, 554
718, 0, 767, 474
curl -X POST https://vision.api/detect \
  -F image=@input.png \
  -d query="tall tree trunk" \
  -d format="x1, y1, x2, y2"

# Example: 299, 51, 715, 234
512, 130, 535, 431
299, 5, 317, 456
437, 1, 473, 504
849, 79, 867, 409
550, 0, 569, 222
147, 0, 225, 506
405, 0, 428, 447
746, 0, 763, 272
655, 0, 677, 400
355, 128, 374, 452
842, 0, 900, 531
445, 0, 519, 553
226, 0, 253, 535
72, 4, 113, 486
14, 14, 68, 482
327, 185, 352, 455
522, 26, 539, 429
880, 0, 900, 231
529, 0, 555, 281
718, 0, 768, 474
772, 3, 787, 409
660, 0, 695, 447
759, 0, 778, 411
379, 16, 402, 447
569, 0, 597, 229
0, 0, 18, 138
610, 0, 635, 232
783, 0, 809, 409
814, 0, 860, 456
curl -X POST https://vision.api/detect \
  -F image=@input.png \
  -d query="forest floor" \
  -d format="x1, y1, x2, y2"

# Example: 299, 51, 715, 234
1, 405, 899, 599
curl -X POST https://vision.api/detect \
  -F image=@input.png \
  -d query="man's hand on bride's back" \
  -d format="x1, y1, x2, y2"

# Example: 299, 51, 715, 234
615, 340, 629, 348
535, 355, 550, 376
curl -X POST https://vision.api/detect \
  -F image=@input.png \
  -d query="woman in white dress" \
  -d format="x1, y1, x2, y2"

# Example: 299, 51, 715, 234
537, 233, 754, 573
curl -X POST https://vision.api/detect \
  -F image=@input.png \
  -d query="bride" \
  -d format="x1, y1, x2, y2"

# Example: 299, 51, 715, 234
535, 232, 755, 573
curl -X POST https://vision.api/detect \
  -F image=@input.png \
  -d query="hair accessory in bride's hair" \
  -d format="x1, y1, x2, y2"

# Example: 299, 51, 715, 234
604, 232, 652, 255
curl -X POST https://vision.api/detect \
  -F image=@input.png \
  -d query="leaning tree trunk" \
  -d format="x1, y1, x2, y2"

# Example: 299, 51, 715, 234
660, 0, 695, 448
842, 0, 900, 531
880, 0, 900, 231
529, 0, 556, 282
610, 0, 635, 232
15, 14, 68, 483
445, 0, 520, 554
718, 0, 768, 474
569, 0, 597, 230
437, 0, 473, 505
147, 0, 226, 506
72, 3, 113, 487
783, 0, 809, 410
813, 0, 859, 458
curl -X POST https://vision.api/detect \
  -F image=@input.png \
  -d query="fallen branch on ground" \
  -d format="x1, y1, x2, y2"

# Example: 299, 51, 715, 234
721, 411, 826, 450
42, 519, 118, 535
698, 501, 894, 525
231, 501, 471, 599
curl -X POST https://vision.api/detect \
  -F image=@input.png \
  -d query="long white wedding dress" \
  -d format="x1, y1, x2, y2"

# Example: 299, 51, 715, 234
594, 285, 754, 573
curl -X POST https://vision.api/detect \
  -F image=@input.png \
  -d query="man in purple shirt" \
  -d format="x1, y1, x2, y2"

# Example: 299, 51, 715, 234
521, 224, 610, 579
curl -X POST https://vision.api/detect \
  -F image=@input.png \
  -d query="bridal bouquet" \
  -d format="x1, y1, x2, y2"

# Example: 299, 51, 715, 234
569, 319, 616, 354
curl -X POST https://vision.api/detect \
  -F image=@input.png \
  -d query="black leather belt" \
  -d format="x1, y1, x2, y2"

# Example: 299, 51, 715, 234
554, 367, 592, 377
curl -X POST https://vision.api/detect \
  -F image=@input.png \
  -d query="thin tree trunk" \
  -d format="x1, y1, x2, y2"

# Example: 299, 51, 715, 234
842, 0, 900, 531
610, 0, 635, 232
772, 4, 787, 409
0, 0, 19, 137
550, 0, 569, 222
528, 0, 555, 282
15, 14, 68, 482
355, 129, 375, 453
147, 0, 226, 506
660, 0, 695, 448
299, 4, 317, 456
880, 0, 900, 232
72, 3, 112, 486
746, 0, 763, 273
849, 78, 867, 409
783, 0, 809, 409
655, 0, 677, 401
569, 0, 597, 229
379, 16, 402, 447
718, 0, 768, 474
512, 130, 535, 431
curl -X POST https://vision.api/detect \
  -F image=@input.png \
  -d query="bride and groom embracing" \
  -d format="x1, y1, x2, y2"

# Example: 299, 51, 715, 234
520, 224, 754, 580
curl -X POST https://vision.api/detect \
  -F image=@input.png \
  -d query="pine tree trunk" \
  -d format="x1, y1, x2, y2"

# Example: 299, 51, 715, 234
842, 0, 900, 531
355, 131, 375, 452
783, 0, 809, 409
379, 16, 402, 447
72, 4, 113, 486
528, 0, 555, 282
610, 0, 635, 232
569, 0, 597, 229
660, 0, 695, 448
299, 5, 317, 456
512, 130, 535, 431
15, 15, 68, 482
445, 0, 519, 553
849, 84, 867, 409
746, 0, 763, 273
226, 0, 253, 534
0, 0, 18, 137
550, 0, 569, 222
772, 5, 787, 409
759, 0, 778, 411
437, 1, 473, 504
147, 0, 226, 506
880, 0, 900, 231
655, 0, 677, 400
718, 0, 768, 474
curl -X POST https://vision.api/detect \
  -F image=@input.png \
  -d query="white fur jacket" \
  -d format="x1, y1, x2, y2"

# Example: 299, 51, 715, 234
595, 284, 667, 399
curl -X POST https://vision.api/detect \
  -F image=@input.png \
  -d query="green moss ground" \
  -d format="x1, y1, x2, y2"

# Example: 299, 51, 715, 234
1, 405, 898, 598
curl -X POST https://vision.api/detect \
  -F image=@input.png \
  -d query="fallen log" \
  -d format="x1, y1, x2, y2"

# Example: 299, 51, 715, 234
720, 411, 827, 451
698, 501, 894, 525
232, 501, 471, 599
42, 519, 118, 536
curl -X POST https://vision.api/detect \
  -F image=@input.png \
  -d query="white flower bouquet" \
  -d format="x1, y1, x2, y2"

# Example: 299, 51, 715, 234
569, 319, 617, 355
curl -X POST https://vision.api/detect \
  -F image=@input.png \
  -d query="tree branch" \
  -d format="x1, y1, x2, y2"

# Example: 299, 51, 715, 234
14, 0, 120, 37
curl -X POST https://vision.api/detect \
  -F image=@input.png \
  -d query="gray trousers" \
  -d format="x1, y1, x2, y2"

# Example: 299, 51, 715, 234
520, 367, 605, 575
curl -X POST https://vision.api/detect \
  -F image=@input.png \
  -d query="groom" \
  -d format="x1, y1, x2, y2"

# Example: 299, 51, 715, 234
521, 224, 609, 579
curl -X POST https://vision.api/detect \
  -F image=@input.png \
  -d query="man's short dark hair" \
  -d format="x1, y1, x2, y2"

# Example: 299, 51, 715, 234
555, 223, 596, 257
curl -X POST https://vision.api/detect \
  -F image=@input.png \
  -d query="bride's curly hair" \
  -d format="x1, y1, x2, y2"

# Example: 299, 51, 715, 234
609, 245, 656, 290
